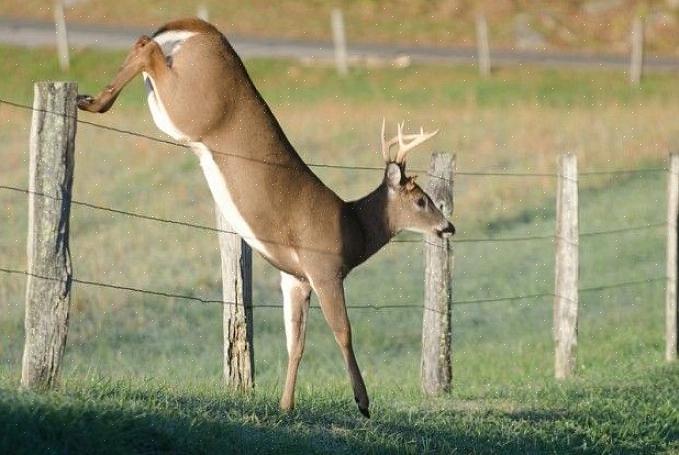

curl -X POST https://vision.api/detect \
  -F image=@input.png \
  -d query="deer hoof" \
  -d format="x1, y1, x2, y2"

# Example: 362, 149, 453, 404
76, 94, 96, 111
355, 396, 370, 418
358, 405, 371, 419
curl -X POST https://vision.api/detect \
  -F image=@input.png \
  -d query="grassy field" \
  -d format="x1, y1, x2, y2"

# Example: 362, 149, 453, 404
3, 0, 679, 55
0, 44, 678, 452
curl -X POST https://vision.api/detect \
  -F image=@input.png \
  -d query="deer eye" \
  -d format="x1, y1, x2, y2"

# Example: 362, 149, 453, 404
416, 197, 426, 208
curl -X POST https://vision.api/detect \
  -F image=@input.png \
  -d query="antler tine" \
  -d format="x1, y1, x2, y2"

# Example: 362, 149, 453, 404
395, 122, 439, 164
380, 118, 400, 163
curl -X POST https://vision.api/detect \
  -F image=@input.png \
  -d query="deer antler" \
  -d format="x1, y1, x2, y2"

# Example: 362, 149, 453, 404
381, 119, 438, 164
380, 118, 400, 163
394, 122, 439, 164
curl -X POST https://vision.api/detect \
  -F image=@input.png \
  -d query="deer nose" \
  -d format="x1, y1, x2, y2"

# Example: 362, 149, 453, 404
437, 221, 455, 237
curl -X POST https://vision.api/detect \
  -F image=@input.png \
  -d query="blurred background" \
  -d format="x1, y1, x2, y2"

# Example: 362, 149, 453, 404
0, 0, 676, 421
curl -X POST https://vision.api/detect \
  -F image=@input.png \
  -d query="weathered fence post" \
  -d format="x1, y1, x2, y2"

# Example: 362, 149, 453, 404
331, 8, 348, 76
421, 153, 454, 395
216, 210, 254, 389
629, 16, 644, 86
53, 0, 70, 71
21, 81, 77, 390
196, 4, 209, 21
666, 153, 679, 362
554, 153, 579, 379
475, 13, 491, 78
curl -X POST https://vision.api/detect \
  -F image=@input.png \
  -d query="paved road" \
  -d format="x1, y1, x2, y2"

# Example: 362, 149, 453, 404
2, 17, 679, 71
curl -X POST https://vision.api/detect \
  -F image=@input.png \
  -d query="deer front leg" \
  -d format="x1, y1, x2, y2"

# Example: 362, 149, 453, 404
311, 277, 370, 418
279, 272, 312, 412
77, 35, 167, 113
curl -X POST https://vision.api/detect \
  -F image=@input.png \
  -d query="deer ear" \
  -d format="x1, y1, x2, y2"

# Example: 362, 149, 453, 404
385, 163, 403, 189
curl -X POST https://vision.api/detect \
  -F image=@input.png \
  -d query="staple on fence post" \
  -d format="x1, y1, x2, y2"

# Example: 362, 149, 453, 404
331, 8, 348, 76
475, 13, 491, 78
54, 0, 70, 71
554, 153, 579, 379
629, 16, 644, 86
217, 210, 254, 389
421, 153, 454, 395
666, 153, 679, 362
21, 81, 77, 390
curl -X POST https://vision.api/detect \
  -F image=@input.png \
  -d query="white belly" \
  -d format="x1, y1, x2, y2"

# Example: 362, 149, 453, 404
141, 31, 270, 258
191, 142, 271, 258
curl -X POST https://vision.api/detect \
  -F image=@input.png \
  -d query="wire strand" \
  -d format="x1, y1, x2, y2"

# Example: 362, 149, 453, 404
0, 266, 666, 312
6, 97, 662, 178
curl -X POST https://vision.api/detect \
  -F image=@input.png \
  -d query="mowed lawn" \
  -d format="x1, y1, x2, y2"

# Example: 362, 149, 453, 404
0, 45, 678, 453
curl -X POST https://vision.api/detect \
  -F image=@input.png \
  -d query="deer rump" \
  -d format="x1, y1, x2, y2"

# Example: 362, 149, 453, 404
76, 18, 454, 418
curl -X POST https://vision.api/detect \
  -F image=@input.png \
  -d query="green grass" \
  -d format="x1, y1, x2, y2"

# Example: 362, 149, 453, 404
1, 45, 678, 452
1, 169, 674, 453
3, 45, 679, 109
1, 365, 677, 454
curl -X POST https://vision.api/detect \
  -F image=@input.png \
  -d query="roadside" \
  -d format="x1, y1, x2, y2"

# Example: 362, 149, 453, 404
3, 17, 679, 71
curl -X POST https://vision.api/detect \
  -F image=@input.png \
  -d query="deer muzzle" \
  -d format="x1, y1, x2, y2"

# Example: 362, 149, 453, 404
435, 221, 455, 238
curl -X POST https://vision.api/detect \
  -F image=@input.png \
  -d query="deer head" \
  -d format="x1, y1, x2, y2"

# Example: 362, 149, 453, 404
380, 120, 455, 238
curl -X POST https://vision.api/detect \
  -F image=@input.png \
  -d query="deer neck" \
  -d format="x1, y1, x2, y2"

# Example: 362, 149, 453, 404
349, 184, 395, 264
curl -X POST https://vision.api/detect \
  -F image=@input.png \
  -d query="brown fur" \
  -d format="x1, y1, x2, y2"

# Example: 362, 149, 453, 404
77, 18, 454, 418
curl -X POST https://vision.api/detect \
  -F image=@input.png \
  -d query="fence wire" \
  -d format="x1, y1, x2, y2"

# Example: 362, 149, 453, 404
0, 96, 670, 314
1, 97, 668, 178
0, 266, 666, 313
0, 184, 665, 248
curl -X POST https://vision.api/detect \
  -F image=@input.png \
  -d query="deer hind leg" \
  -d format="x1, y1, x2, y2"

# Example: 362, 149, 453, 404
311, 278, 370, 418
77, 35, 169, 113
279, 272, 312, 412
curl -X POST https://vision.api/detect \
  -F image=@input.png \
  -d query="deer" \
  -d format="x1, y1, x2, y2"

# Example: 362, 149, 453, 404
77, 18, 455, 418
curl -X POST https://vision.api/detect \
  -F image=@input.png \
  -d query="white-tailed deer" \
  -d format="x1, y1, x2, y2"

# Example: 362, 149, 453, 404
77, 18, 454, 417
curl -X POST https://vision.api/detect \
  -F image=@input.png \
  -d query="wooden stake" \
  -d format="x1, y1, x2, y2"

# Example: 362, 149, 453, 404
197, 4, 209, 22
630, 17, 644, 86
21, 81, 77, 390
476, 14, 491, 78
666, 153, 679, 362
554, 153, 579, 379
421, 153, 455, 395
217, 210, 254, 389
54, 0, 70, 72
331, 8, 348, 76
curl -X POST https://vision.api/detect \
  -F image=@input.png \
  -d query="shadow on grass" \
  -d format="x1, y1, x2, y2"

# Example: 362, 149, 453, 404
1, 367, 677, 454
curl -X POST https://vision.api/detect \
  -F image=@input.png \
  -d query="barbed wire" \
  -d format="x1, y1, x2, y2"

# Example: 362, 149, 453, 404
0, 181, 666, 260
580, 168, 668, 176
2, 97, 668, 179
0, 184, 665, 249
0, 98, 669, 313
0, 266, 665, 312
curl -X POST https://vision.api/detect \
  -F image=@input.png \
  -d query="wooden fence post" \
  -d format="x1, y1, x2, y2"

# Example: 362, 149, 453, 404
629, 16, 644, 86
666, 153, 679, 362
197, 4, 209, 21
421, 153, 454, 395
21, 81, 77, 390
217, 210, 254, 389
54, 0, 70, 71
331, 8, 348, 76
554, 153, 579, 379
475, 14, 491, 78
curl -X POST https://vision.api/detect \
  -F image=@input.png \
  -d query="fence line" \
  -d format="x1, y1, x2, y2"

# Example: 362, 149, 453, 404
2, 88, 675, 391
0, 184, 665, 250
0, 266, 665, 311
0, 98, 667, 179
